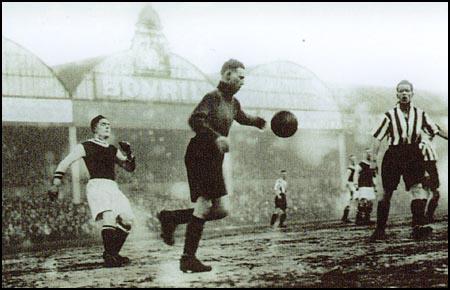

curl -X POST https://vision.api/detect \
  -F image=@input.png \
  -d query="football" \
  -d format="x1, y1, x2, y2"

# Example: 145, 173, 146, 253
271, 110, 298, 138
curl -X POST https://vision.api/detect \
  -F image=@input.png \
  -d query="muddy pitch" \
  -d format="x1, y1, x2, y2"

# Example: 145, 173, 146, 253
2, 216, 448, 288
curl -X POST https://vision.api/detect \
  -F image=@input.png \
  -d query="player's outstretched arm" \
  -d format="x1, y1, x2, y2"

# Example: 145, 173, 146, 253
341, 168, 351, 192
48, 144, 85, 200
234, 99, 266, 129
116, 141, 136, 172
437, 126, 448, 140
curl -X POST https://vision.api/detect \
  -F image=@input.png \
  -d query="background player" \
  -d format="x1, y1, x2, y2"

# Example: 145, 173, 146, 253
48, 115, 136, 267
270, 170, 288, 228
370, 80, 446, 241
341, 155, 357, 223
353, 148, 377, 225
156, 59, 266, 273
419, 126, 448, 223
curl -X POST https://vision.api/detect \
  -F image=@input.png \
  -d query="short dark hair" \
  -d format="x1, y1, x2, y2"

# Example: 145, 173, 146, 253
90, 115, 107, 133
396, 80, 413, 92
220, 59, 245, 75
280, 169, 286, 173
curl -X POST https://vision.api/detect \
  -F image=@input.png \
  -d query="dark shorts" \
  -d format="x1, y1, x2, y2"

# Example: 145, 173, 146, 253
275, 194, 287, 210
381, 144, 424, 193
185, 135, 226, 203
423, 160, 440, 190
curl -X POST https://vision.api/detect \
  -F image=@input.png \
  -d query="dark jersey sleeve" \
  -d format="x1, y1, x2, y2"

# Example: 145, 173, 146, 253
188, 94, 221, 138
234, 98, 259, 126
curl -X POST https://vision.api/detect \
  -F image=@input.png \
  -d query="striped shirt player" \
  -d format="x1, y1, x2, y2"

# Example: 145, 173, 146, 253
49, 115, 136, 267
419, 130, 447, 223
270, 170, 288, 228
419, 135, 439, 191
369, 80, 447, 241
341, 155, 357, 223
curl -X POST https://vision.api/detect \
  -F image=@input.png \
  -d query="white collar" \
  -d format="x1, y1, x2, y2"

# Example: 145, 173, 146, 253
89, 138, 109, 148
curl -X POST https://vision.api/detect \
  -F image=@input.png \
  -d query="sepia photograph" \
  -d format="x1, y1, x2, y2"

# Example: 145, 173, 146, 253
2, 2, 448, 288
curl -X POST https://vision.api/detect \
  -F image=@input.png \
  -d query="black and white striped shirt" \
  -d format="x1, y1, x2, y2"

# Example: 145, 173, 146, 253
419, 137, 438, 161
372, 103, 439, 146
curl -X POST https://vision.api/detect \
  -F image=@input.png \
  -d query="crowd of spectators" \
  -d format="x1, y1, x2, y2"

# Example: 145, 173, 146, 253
2, 196, 96, 249
2, 173, 430, 252
2, 177, 340, 249
3, 127, 433, 252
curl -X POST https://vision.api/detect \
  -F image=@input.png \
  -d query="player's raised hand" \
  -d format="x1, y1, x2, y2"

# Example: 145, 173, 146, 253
255, 117, 266, 130
119, 141, 132, 156
215, 136, 230, 153
370, 159, 377, 169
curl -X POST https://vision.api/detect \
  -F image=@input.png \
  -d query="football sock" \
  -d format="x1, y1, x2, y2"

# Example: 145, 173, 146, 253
183, 216, 205, 257
270, 214, 278, 226
411, 199, 427, 227
280, 213, 287, 226
101, 226, 116, 255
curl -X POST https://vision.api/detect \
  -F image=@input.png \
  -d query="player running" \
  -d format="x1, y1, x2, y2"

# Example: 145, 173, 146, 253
270, 170, 288, 228
48, 115, 136, 267
156, 59, 266, 273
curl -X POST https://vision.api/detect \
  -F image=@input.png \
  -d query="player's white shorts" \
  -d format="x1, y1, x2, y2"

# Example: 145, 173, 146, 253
193, 195, 230, 220
86, 178, 134, 221
355, 187, 376, 201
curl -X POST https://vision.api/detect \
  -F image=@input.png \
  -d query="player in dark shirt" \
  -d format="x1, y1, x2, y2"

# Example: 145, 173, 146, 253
157, 59, 266, 273
353, 149, 377, 225
49, 115, 136, 267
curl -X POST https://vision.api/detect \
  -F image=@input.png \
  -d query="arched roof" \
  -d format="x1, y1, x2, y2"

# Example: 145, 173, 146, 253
235, 61, 339, 112
2, 37, 69, 99
53, 5, 214, 103
58, 51, 214, 102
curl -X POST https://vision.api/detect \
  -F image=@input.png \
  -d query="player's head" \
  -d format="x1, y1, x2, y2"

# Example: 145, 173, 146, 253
220, 59, 246, 93
396, 80, 414, 105
280, 169, 287, 179
90, 115, 111, 139
349, 154, 356, 164
364, 148, 372, 161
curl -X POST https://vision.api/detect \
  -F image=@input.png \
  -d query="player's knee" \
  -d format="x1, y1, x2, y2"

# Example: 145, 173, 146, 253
117, 213, 134, 231
431, 190, 440, 200
410, 184, 428, 200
